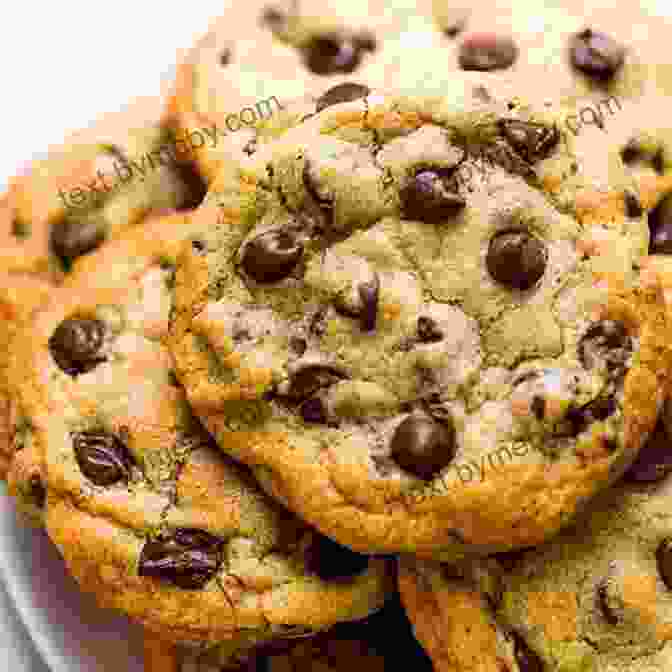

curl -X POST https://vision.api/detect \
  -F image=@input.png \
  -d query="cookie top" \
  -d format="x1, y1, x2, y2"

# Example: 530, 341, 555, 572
168, 0, 672, 181
2, 95, 205, 278
169, 85, 672, 559
4, 212, 392, 646
399, 460, 672, 672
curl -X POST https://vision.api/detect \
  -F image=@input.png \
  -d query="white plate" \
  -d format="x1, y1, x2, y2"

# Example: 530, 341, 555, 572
0, 483, 146, 672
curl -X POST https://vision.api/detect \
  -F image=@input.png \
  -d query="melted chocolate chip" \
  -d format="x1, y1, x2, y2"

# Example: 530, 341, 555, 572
569, 29, 625, 80
289, 336, 307, 356
596, 579, 620, 625
624, 189, 643, 218
304, 534, 370, 581
315, 82, 371, 113
191, 238, 206, 254
511, 632, 544, 672
624, 419, 672, 482
287, 365, 345, 401
499, 120, 559, 164
417, 316, 444, 343
300, 397, 328, 424
50, 220, 105, 268
657, 538, 672, 590
241, 231, 303, 283
73, 431, 134, 486
49, 318, 106, 376
577, 320, 631, 376
459, 34, 518, 71
28, 475, 46, 508
138, 528, 224, 589
358, 275, 380, 332
530, 395, 546, 421
400, 169, 466, 224
390, 414, 456, 480
649, 193, 672, 254
302, 34, 373, 75
174, 162, 208, 211
486, 231, 547, 290
219, 48, 232, 66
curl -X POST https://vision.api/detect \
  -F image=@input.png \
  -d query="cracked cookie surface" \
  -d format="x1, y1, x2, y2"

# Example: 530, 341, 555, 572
399, 459, 672, 672
169, 86, 672, 559
4, 212, 392, 647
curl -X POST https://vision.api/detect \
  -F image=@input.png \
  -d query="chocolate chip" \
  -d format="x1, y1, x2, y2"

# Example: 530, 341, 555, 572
569, 29, 625, 80
219, 48, 232, 66
287, 365, 345, 401
624, 189, 643, 218
28, 475, 46, 508
578, 320, 631, 375
72, 431, 134, 486
241, 231, 303, 283
316, 82, 371, 113
596, 579, 620, 625
624, 419, 672, 482
302, 35, 371, 75
649, 193, 672, 254
358, 274, 380, 332
300, 397, 328, 424
390, 414, 456, 481
657, 538, 672, 590
191, 239, 206, 254
459, 34, 518, 71
530, 396, 546, 421
486, 231, 547, 290
289, 336, 307, 356
304, 534, 370, 581
138, 528, 224, 589
50, 220, 105, 268
511, 632, 544, 672
49, 318, 106, 376
174, 162, 208, 211
309, 308, 328, 337
499, 120, 560, 164
260, 5, 285, 28
620, 138, 665, 175
417, 316, 444, 343
400, 169, 466, 224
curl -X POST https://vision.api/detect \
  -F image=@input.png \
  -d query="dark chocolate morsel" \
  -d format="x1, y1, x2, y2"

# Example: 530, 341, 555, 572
358, 274, 380, 332
304, 534, 370, 581
241, 231, 303, 283
486, 230, 547, 290
302, 35, 371, 75
219, 48, 232, 66
596, 579, 620, 625
459, 34, 518, 71
499, 120, 560, 163
28, 475, 46, 508
417, 316, 444, 343
657, 538, 672, 591
511, 631, 544, 672
49, 318, 106, 376
400, 169, 466, 224
649, 192, 672, 254
50, 219, 105, 267
624, 190, 643, 218
138, 528, 224, 589
72, 431, 134, 486
569, 28, 625, 80
624, 419, 672, 482
300, 397, 328, 424
316, 82, 371, 113
390, 414, 456, 481
287, 364, 345, 401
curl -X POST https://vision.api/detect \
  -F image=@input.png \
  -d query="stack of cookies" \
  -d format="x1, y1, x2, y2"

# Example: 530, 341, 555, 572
4, 2, 672, 671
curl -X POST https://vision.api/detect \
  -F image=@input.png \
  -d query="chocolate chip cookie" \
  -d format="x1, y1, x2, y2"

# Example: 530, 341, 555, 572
399, 452, 672, 672
169, 85, 672, 560
4, 212, 392, 645
168, 0, 671, 182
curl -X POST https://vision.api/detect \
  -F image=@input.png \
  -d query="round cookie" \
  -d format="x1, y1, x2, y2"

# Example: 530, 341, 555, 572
399, 457, 672, 672
4, 212, 393, 645
169, 85, 672, 560
3, 94, 205, 277
167, 0, 672, 182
